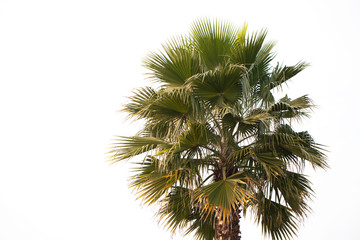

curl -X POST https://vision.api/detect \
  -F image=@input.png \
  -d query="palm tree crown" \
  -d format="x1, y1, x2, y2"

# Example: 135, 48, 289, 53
110, 19, 327, 240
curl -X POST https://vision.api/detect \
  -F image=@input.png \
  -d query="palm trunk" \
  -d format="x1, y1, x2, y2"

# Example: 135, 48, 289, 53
215, 207, 241, 240
214, 138, 241, 240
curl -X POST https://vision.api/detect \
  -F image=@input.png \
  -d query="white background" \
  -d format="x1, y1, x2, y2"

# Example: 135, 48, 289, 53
0, 0, 359, 239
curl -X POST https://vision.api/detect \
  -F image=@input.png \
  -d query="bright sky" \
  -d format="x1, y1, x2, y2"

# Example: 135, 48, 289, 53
0, 0, 359, 239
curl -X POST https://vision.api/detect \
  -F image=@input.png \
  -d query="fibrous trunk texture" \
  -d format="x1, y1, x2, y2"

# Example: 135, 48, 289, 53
215, 208, 241, 240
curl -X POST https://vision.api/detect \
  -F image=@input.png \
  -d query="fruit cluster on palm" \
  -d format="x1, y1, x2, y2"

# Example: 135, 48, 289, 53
111, 19, 327, 240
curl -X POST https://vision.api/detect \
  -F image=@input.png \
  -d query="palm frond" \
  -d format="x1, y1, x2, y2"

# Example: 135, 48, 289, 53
189, 62, 247, 107
250, 196, 299, 240
194, 172, 252, 222
267, 171, 313, 218
191, 18, 239, 69
110, 136, 171, 162
123, 86, 157, 120
269, 61, 309, 89
143, 36, 201, 87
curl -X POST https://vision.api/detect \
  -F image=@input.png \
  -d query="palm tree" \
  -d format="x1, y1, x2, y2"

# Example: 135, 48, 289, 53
110, 19, 327, 240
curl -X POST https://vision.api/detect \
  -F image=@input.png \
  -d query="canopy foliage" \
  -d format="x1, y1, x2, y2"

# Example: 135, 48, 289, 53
110, 19, 327, 240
